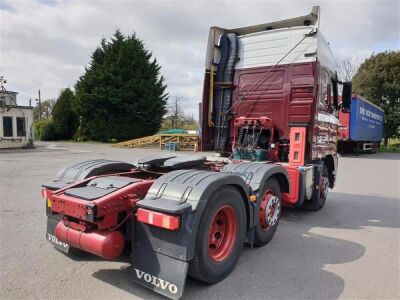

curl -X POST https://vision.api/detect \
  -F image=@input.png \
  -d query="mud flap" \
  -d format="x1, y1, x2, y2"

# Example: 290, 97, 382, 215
46, 216, 70, 253
302, 164, 322, 210
129, 243, 188, 300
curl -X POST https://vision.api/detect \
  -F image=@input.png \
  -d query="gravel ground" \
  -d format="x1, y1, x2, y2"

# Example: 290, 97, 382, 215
0, 142, 399, 299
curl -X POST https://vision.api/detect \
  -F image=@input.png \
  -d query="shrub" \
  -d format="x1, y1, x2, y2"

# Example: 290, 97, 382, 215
34, 119, 50, 140
40, 121, 57, 141
33, 119, 57, 141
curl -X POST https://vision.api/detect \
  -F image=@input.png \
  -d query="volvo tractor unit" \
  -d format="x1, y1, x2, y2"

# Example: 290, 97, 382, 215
41, 7, 350, 299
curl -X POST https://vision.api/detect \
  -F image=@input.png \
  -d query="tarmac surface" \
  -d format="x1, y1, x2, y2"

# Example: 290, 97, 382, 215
0, 142, 399, 299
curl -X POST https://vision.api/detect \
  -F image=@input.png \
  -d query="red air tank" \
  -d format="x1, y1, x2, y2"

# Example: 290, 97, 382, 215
55, 222, 124, 260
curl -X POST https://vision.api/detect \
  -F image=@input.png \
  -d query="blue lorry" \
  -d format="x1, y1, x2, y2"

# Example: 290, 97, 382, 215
338, 95, 385, 153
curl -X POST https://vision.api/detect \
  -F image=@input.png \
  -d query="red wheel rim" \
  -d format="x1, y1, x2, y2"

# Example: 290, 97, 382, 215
208, 205, 237, 262
259, 190, 280, 231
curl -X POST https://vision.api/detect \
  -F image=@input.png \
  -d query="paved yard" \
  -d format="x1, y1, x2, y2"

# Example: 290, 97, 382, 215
0, 142, 399, 299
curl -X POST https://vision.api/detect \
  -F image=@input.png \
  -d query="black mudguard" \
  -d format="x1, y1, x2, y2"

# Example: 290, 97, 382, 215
331, 153, 339, 188
302, 162, 323, 210
130, 169, 250, 299
42, 159, 135, 190
46, 215, 70, 253
129, 243, 188, 299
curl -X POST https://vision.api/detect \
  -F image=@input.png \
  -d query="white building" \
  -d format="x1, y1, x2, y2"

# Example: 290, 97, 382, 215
0, 90, 34, 149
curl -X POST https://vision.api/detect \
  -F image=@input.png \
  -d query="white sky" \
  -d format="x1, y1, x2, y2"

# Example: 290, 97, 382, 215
1, 0, 399, 118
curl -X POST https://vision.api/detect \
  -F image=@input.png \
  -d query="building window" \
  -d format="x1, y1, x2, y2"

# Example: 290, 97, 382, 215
17, 117, 26, 136
3, 116, 13, 137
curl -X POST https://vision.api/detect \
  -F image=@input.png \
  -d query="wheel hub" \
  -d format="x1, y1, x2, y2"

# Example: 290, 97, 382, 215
259, 192, 280, 230
208, 205, 237, 262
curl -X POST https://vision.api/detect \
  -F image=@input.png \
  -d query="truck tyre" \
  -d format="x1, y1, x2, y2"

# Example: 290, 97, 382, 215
254, 178, 282, 247
372, 142, 378, 153
316, 164, 330, 210
188, 186, 246, 284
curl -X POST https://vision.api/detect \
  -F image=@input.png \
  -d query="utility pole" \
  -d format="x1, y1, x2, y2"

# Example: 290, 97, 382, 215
174, 97, 178, 129
36, 89, 42, 119
38, 89, 42, 119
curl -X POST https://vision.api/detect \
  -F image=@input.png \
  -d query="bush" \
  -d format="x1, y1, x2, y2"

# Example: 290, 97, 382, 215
75, 125, 90, 142
34, 119, 50, 140
41, 121, 57, 141
33, 119, 57, 141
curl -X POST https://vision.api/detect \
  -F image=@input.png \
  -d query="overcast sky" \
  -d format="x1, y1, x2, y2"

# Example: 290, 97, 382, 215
1, 0, 399, 118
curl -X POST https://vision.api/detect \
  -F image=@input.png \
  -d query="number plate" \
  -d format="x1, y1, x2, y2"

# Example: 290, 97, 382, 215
46, 216, 70, 253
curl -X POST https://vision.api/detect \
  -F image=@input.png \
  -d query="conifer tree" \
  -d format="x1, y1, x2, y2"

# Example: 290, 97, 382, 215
74, 30, 167, 141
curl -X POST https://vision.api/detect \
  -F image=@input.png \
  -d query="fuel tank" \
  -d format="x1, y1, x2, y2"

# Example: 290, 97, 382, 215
55, 221, 124, 260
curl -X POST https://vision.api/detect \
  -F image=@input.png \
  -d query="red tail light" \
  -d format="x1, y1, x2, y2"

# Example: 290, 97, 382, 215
42, 188, 48, 199
137, 208, 180, 230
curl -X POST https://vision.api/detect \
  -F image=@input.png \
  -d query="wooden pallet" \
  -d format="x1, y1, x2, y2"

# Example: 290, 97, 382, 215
112, 133, 199, 151
160, 134, 199, 151
112, 135, 160, 148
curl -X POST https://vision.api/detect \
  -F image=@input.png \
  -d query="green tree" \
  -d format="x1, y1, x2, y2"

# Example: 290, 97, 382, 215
33, 99, 56, 121
352, 51, 400, 146
52, 88, 79, 139
161, 96, 199, 131
74, 30, 167, 141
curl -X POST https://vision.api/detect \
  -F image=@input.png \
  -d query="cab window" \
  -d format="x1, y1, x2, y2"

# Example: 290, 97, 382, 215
319, 69, 334, 110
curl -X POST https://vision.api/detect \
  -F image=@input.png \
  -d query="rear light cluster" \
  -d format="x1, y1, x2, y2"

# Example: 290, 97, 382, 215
41, 188, 48, 198
137, 208, 180, 231
42, 188, 52, 208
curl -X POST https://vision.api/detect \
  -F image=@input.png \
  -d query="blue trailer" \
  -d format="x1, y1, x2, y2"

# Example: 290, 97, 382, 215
338, 95, 384, 153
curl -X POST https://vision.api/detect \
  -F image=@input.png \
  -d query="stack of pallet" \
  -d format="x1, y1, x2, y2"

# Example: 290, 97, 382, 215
112, 133, 199, 152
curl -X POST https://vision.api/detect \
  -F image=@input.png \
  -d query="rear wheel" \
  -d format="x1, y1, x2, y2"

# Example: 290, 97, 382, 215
254, 178, 282, 246
188, 186, 246, 283
302, 163, 329, 211
372, 142, 378, 153
317, 164, 329, 210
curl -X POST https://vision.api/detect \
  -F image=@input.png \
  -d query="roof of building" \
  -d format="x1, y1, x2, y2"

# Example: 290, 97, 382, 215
0, 90, 18, 95
1, 105, 33, 110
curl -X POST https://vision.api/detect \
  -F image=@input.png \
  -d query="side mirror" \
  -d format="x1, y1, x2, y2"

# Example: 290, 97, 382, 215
332, 80, 338, 109
342, 82, 352, 110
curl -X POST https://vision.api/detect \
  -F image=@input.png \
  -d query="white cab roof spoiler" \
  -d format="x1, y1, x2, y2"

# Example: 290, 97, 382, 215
211, 6, 320, 36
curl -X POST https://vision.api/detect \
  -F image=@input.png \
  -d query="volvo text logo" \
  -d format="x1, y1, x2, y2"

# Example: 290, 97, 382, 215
134, 268, 178, 294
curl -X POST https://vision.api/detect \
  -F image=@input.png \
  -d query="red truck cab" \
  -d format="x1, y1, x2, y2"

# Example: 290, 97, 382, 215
199, 6, 352, 209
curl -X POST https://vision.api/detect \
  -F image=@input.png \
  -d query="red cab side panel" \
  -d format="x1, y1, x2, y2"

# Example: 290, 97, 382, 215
231, 62, 317, 142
